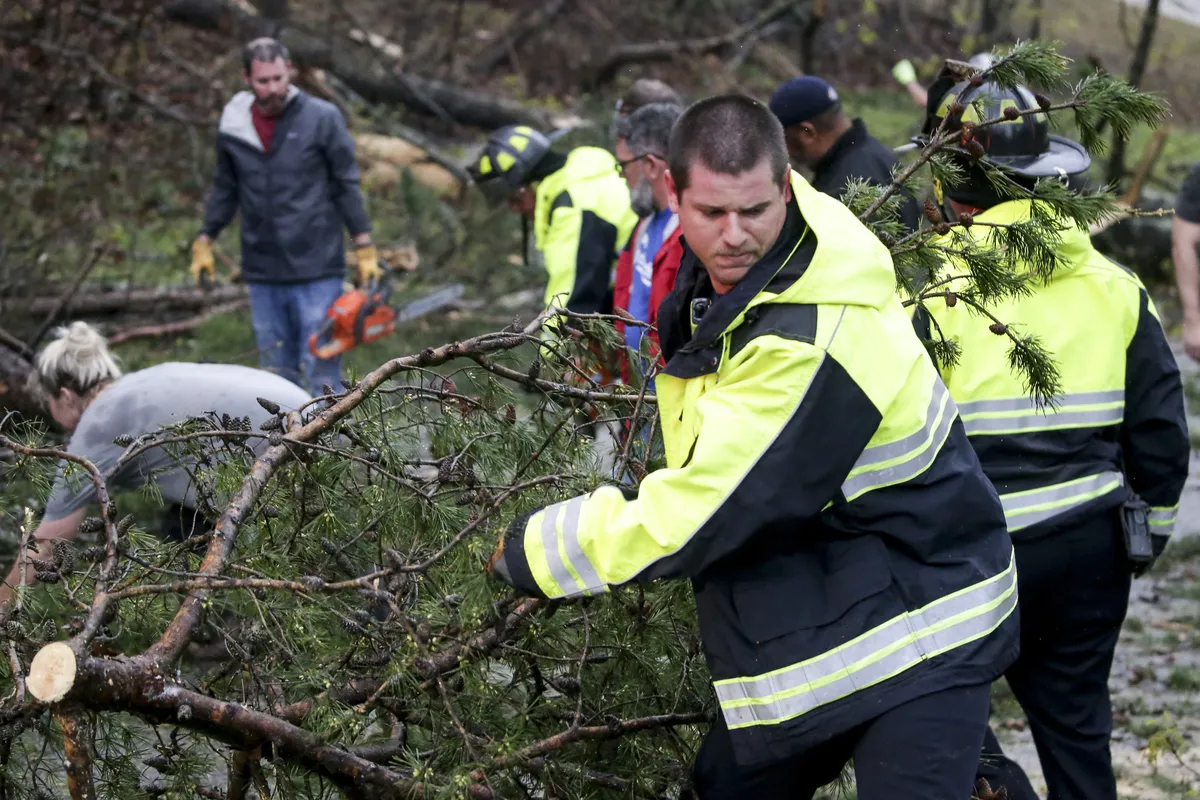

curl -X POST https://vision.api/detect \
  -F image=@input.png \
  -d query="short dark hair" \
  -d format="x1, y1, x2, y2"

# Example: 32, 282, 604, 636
243, 37, 290, 72
668, 93, 789, 194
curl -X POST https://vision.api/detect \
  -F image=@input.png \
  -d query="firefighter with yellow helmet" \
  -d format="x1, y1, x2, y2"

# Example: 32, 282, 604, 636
469, 125, 637, 318
914, 71, 1190, 800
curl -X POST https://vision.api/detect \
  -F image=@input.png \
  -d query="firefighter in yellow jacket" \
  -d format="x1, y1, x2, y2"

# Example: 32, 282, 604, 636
488, 94, 1019, 798
469, 125, 637, 316
913, 76, 1190, 800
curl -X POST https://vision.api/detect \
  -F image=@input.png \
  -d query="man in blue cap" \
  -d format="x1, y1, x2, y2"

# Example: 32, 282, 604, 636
769, 75, 919, 232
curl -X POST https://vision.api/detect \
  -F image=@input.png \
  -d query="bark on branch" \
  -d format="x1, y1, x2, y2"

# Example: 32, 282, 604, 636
587, 0, 795, 87
162, 0, 561, 130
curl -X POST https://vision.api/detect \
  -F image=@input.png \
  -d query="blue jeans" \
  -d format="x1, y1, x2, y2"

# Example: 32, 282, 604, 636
247, 277, 344, 394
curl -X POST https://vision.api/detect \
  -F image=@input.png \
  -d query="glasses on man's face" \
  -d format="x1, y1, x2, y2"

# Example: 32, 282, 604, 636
615, 152, 663, 176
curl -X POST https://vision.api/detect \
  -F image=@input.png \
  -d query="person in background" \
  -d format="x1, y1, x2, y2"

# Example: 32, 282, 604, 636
613, 102, 684, 387
0, 322, 312, 612
468, 126, 637, 320
190, 37, 378, 395
612, 78, 684, 146
915, 75, 1190, 800
892, 58, 929, 108
768, 75, 920, 232
1172, 162, 1200, 361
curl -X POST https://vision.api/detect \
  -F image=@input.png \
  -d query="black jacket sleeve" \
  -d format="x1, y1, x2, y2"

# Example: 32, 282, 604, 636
1121, 289, 1190, 522
322, 106, 372, 237
200, 141, 238, 238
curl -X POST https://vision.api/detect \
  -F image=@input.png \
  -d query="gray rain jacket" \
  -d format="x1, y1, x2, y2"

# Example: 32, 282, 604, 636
200, 87, 371, 284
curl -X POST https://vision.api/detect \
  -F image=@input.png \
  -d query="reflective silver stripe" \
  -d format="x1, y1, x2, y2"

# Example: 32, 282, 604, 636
1150, 506, 1178, 537
958, 390, 1124, 435
538, 497, 606, 598
558, 495, 607, 597
1001, 471, 1124, 532
964, 405, 1123, 434
841, 376, 955, 499
714, 553, 1017, 729
957, 390, 1124, 416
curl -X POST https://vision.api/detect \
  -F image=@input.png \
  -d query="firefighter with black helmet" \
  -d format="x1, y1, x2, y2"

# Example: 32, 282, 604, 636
468, 125, 637, 319
914, 70, 1190, 800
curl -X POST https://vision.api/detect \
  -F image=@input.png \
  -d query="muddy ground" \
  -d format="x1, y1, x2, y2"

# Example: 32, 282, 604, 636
989, 342, 1200, 798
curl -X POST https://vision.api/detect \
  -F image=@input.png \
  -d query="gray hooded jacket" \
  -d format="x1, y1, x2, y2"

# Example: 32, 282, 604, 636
201, 87, 371, 284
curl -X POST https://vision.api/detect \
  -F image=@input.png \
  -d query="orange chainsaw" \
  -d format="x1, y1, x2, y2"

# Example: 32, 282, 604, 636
308, 275, 465, 359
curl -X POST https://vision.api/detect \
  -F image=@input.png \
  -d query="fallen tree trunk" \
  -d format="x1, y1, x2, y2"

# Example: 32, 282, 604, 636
587, 0, 796, 87
10, 283, 248, 318
162, 0, 561, 131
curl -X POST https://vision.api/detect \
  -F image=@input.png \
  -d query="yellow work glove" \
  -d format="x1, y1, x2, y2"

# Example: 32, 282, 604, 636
892, 59, 918, 86
190, 238, 215, 283
354, 244, 383, 286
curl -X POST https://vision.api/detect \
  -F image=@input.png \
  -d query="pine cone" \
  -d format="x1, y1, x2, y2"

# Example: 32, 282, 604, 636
260, 504, 280, 519
969, 73, 984, 87
116, 515, 135, 536
1034, 93, 1051, 111
54, 541, 75, 577
244, 626, 268, 647
437, 459, 454, 484
989, 322, 1008, 335
958, 212, 974, 228
340, 618, 364, 635
260, 415, 282, 431
38, 620, 56, 642
112, 434, 135, 447
269, 432, 283, 446
365, 448, 380, 463
5, 620, 24, 641
934, 222, 952, 236
505, 315, 523, 333
35, 570, 60, 584
81, 546, 105, 562
551, 675, 582, 696
321, 383, 335, 396
351, 609, 373, 625
946, 292, 958, 308
221, 413, 234, 430
527, 359, 541, 381
256, 397, 281, 415
79, 516, 105, 534
1003, 105, 1020, 121
301, 575, 325, 588
923, 199, 943, 225
966, 139, 987, 161
341, 378, 355, 390
319, 538, 339, 555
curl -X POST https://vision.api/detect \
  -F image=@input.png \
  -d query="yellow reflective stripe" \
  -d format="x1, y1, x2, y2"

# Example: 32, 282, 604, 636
1001, 471, 1124, 532
538, 497, 607, 598
1150, 505, 1178, 537
840, 376, 955, 501
959, 390, 1124, 435
714, 551, 1017, 729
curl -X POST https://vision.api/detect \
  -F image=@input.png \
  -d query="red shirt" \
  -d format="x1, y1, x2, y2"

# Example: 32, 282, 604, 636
612, 215, 684, 384
251, 103, 277, 153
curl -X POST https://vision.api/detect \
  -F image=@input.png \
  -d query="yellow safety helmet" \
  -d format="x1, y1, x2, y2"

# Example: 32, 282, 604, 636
468, 125, 553, 205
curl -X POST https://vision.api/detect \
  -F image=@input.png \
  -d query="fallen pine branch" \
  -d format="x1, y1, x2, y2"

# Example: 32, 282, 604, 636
105, 300, 250, 345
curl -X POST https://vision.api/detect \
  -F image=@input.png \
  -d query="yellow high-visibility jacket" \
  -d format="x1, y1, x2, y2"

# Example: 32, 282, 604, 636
534, 146, 637, 314
916, 200, 1189, 541
500, 171, 1019, 768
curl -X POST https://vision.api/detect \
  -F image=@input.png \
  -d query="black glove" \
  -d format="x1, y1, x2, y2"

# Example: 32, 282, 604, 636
1132, 533, 1171, 578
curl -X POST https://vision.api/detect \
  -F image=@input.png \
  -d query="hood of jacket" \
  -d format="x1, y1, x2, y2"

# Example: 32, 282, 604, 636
533, 146, 623, 245
949, 199, 1092, 281
218, 86, 303, 151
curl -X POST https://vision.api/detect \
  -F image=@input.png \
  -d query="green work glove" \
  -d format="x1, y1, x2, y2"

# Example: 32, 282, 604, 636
892, 59, 918, 85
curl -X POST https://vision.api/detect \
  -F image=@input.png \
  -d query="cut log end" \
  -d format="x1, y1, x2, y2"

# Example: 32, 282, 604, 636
28, 641, 78, 703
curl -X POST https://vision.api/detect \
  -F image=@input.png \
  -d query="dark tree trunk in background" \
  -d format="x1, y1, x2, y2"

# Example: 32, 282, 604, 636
799, 0, 825, 75
0, 343, 49, 428
1029, 0, 1044, 39
1106, 0, 1161, 188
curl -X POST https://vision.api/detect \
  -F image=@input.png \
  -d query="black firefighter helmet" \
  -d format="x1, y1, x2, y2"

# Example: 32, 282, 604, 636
467, 125, 554, 206
918, 70, 1090, 187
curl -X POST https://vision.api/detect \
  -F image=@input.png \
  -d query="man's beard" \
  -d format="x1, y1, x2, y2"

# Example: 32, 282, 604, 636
256, 93, 287, 116
630, 178, 657, 217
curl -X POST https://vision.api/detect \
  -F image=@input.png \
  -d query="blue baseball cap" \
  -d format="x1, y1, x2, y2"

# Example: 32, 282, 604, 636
768, 76, 841, 129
